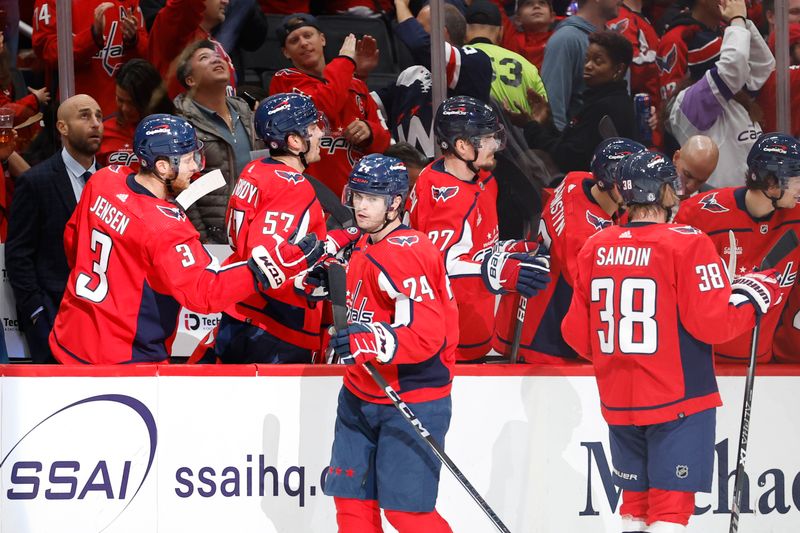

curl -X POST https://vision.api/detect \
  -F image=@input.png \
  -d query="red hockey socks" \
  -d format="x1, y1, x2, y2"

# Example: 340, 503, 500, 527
620, 490, 648, 532
334, 497, 383, 533
646, 488, 694, 526
384, 509, 453, 533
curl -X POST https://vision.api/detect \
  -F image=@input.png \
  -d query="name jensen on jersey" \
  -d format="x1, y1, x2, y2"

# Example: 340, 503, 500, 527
89, 195, 130, 235
595, 246, 652, 267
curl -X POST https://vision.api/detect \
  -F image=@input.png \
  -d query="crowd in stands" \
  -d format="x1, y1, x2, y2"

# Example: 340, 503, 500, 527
0, 0, 799, 365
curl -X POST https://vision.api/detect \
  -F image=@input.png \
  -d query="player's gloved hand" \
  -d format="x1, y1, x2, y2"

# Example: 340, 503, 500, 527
325, 226, 361, 257
730, 269, 781, 315
294, 256, 342, 302
330, 322, 397, 365
249, 234, 326, 290
482, 248, 551, 298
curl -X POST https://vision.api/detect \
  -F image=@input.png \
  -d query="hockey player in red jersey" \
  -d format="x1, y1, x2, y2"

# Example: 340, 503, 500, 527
324, 154, 458, 533
32, 0, 149, 116
563, 150, 780, 533
50, 114, 324, 365
215, 93, 358, 363
494, 138, 645, 363
607, 1, 660, 105
269, 14, 391, 196
408, 95, 550, 361
674, 133, 800, 364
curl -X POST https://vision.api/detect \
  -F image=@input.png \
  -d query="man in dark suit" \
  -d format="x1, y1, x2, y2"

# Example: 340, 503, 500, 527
5, 94, 103, 363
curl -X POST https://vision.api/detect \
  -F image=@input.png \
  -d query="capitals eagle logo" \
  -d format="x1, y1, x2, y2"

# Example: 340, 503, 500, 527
432, 185, 459, 202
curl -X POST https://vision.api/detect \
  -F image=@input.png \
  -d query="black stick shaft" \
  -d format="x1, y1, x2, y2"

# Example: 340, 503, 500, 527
362, 361, 512, 533
729, 315, 761, 533
509, 295, 526, 363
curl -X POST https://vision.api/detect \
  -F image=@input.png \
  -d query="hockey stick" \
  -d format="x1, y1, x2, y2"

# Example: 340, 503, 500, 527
729, 229, 799, 533
509, 219, 535, 364
726, 230, 738, 279
598, 115, 619, 140
327, 263, 512, 533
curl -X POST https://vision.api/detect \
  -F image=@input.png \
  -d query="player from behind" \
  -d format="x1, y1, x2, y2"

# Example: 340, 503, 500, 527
494, 137, 645, 363
408, 95, 550, 361
215, 93, 358, 364
49, 114, 324, 364
324, 154, 458, 532
563, 151, 780, 533
674, 133, 800, 364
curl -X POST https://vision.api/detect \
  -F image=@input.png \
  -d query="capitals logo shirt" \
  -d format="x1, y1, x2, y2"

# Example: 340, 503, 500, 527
33, 0, 149, 117
607, 5, 660, 104
224, 158, 327, 351
408, 159, 498, 360
675, 187, 800, 363
494, 172, 612, 363
269, 58, 391, 196
98, 115, 139, 171
50, 167, 256, 364
343, 226, 458, 405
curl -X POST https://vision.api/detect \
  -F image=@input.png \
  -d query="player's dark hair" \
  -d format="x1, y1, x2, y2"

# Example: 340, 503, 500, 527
176, 40, 217, 90
627, 183, 679, 222
589, 30, 633, 68
384, 142, 429, 170
444, 4, 468, 47
116, 59, 174, 117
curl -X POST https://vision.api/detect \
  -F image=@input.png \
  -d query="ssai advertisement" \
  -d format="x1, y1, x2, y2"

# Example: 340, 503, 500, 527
1, 372, 799, 533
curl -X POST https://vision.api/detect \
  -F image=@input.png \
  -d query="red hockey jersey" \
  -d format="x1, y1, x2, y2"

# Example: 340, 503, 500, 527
97, 115, 139, 171
32, 0, 149, 117
50, 167, 256, 364
408, 159, 499, 361
562, 222, 757, 426
495, 172, 610, 363
269, 58, 391, 196
343, 226, 458, 405
674, 188, 800, 363
656, 17, 721, 101
224, 158, 328, 350
774, 282, 800, 363
608, 5, 660, 104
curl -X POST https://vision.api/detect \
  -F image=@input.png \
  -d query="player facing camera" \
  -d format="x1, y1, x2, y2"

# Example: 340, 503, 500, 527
745, 133, 800, 210
134, 114, 205, 197
255, 93, 328, 168
342, 154, 409, 235
617, 150, 684, 223
435, 96, 506, 174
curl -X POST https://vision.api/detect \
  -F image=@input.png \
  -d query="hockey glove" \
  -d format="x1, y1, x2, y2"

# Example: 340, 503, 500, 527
294, 256, 343, 303
482, 248, 551, 298
249, 233, 326, 290
325, 226, 361, 258
330, 322, 397, 366
494, 239, 541, 255
730, 269, 781, 315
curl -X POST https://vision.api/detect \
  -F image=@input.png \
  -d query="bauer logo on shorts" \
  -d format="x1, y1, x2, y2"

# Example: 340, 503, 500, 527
676, 465, 689, 479
388, 235, 419, 247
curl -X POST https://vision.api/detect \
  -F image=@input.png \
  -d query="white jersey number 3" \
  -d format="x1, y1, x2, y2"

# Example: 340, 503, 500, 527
591, 277, 658, 355
76, 229, 113, 303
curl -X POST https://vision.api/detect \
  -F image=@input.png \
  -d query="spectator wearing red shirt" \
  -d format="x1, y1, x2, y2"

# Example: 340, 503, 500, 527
758, 23, 800, 137
607, 0, 659, 105
499, 0, 555, 70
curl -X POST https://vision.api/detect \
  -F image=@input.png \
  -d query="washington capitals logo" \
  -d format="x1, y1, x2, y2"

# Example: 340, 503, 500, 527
656, 44, 678, 74
670, 225, 702, 235
388, 235, 419, 247
157, 205, 186, 221
699, 192, 729, 213
275, 170, 305, 184
432, 185, 459, 202
586, 211, 612, 231
608, 18, 630, 34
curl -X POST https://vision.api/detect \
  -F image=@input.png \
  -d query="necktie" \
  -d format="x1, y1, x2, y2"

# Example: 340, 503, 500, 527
81, 171, 92, 184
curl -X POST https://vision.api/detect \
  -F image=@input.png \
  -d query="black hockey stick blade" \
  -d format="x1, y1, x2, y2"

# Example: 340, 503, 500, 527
327, 262, 349, 332
598, 115, 619, 140
303, 173, 355, 230
760, 229, 799, 271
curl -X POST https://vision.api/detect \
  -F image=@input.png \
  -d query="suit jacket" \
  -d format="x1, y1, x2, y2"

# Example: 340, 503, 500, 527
5, 152, 79, 323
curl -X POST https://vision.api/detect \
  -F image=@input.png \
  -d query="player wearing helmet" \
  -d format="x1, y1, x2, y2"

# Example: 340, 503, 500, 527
563, 150, 780, 533
408, 95, 550, 361
213, 93, 358, 364
49, 114, 325, 364
324, 154, 459, 533
494, 138, 645, 363
675, 132, 800, 364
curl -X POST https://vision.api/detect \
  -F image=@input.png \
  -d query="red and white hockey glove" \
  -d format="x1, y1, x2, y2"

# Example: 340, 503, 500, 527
249, 233, 325, 290
482, 248, 551, 298
325, 227, 361, 258
730, 269, 781, 315
330, 322, 397, 366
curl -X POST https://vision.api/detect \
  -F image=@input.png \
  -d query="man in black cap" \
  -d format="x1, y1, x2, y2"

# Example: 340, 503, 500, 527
269, 14, 391, 196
